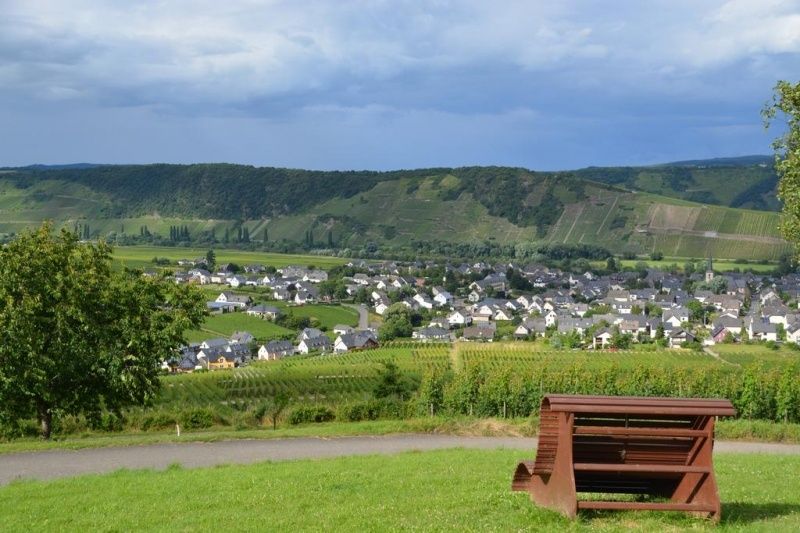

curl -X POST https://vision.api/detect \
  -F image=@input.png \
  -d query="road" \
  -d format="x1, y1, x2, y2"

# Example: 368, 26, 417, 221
345, 303, 369, 329
1, 435, 798, 486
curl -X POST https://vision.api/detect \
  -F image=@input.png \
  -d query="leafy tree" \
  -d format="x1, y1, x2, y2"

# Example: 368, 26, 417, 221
373, 361, 412, 400
0, 223, 205, 439
687, 300, 705, 322
764, 80, 800, 245
379, 304, 414, 341
254, 392, 290, 430
205, 249, 216, 270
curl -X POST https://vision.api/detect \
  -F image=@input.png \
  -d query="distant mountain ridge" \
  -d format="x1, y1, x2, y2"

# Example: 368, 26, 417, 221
0, 156, 787, 260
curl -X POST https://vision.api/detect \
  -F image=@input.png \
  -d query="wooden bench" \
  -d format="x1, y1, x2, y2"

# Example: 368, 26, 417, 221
512, 394, 736, 521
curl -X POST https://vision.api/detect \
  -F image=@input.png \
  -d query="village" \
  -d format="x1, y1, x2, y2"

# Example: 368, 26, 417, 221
164, 255, 800, 371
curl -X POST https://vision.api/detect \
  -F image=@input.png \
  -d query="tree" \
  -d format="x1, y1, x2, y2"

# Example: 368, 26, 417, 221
764, 80, 800, 245
0, 223, 205, 439
379, 304, 414, 341
254, 392, 290, 430
205, 249, 216, 271
687, 300, 704, 322
373, 361, 412, 400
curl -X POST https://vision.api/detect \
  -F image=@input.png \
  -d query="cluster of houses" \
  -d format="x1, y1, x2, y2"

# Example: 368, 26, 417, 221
164, 255, 800, 371
170, 326, 379, 372
174, 260, 327, 306
346, 259, 800, 347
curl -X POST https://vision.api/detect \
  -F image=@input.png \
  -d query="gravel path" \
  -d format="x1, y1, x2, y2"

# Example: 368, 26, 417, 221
1, 435, 798, 486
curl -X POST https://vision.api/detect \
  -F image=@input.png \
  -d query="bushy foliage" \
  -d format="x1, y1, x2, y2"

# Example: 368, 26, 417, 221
288, 406, 336, 425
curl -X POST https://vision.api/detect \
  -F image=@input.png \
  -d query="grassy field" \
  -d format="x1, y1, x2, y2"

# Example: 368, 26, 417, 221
183, 312, 294, 343
112, 245, 349, 270
182, 302, 359, 343
2, 449, 799, 531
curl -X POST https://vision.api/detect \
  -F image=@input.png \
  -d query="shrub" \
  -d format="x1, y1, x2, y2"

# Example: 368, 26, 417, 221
339, 399, 405, 422
180, 408, 215, 430
288, 406, 336, 425
140, 412, 178, 431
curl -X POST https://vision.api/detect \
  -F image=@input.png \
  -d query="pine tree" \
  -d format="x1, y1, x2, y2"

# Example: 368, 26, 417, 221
327, 229, 333, 247
263, 228, 268, 243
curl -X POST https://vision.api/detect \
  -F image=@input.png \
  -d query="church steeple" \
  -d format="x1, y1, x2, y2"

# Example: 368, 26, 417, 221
705, 256, 714, 283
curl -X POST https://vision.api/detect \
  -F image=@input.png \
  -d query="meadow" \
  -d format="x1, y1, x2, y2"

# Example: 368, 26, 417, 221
2, 449, 799, 531
182, 297, 360, 343
112, 245, 349, 270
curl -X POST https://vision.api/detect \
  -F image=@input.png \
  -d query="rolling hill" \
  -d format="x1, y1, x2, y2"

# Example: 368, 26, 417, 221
0, 159, 790, 260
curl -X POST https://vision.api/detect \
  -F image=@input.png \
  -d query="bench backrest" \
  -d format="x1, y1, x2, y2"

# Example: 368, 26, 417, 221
533, 395, 735, 477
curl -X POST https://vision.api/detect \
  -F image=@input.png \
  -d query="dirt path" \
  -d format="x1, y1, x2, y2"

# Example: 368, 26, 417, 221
1, 435, 798, 486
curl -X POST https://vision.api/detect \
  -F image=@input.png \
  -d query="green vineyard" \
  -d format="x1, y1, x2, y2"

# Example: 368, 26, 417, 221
155, 343, 451, 410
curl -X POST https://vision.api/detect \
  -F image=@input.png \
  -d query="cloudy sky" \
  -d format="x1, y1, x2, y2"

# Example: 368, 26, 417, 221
1, 0, 799, 169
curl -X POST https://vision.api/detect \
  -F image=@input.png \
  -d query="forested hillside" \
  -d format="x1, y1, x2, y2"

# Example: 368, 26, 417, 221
0, 158, 788, 260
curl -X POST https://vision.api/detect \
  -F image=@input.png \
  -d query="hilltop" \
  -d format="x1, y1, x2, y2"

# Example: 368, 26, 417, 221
0, 157, 789, 260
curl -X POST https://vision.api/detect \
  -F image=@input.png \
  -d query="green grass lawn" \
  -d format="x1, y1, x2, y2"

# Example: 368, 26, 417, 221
2, 449, 798, 531
274, 302, 359, 329
184, 312, 293, 343
112, 245, 349, 270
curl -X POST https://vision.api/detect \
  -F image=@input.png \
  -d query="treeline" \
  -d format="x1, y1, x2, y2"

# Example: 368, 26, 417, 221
568, 163, 778, 210
8, 164, 587, 235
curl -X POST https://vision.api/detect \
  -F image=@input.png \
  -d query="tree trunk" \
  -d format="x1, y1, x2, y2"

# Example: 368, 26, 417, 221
39, 408, 53, 440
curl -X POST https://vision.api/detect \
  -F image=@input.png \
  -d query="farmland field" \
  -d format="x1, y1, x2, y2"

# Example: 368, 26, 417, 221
2, 449, 799, 531
112, 245, 349, 270
150, 343, 797, 416
183, 312, 293, 343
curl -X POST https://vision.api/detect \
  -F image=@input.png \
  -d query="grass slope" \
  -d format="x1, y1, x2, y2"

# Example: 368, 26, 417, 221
2, 449, 799, 531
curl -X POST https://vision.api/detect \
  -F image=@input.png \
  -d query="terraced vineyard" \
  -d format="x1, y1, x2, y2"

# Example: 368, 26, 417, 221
156, 343, 451, 410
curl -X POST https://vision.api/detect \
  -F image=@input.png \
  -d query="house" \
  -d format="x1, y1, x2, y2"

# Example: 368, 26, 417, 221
668, 329, 696, 348
206, 352, 236, 370
544, 309, 558, 327
298, 327, 325, 341
333, 324, 355, 336
230, 331, 254, 345
515, 318, 547, 338
246, 304, 281, 320
432, 287, 454, 306
303, 270, 329, 284
334, 331, 379, 352
447, 309, 472, 328
258, 340, 295, 360
199, 338, 229, 350
748, 318, 777, 342
412, 327, 451, 342
412, 293, 434, 310
216, 292, 251, 308
461, 325, 495, 342
228, 275, 247, 287
663, 307, 689, 328
593, 328, 613, 349
297, 335, 332, 354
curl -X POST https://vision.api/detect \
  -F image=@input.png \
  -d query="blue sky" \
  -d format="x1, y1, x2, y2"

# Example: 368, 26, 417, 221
1, 0, 799, 170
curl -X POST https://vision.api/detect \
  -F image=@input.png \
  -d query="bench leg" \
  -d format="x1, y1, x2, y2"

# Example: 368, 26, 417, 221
670, 417, 722, 522
513, 412, 578, 519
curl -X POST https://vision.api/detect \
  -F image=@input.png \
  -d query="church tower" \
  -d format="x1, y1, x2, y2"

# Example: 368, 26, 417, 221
705, 256, 714, 283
